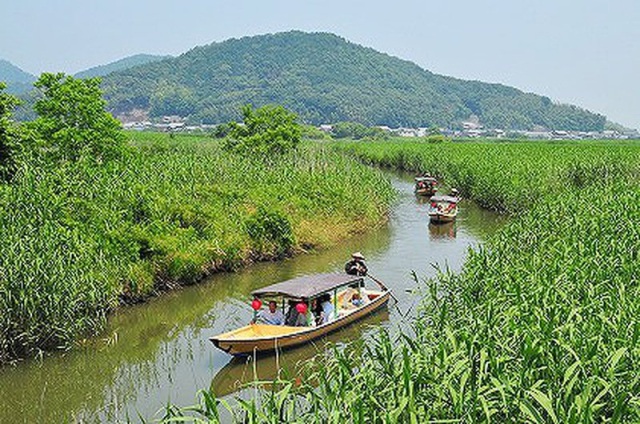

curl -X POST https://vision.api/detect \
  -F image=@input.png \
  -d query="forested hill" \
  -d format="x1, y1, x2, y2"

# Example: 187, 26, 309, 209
0, 59, 36, 95
101, 31, 606, 131
74, 54, 172, 79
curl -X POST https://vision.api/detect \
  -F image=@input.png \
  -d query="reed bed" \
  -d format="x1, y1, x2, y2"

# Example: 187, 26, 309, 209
0, 133, 394, 362
166, 139, 640, 423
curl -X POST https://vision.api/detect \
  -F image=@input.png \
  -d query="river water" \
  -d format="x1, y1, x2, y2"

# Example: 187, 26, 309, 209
0, 172, 504, 423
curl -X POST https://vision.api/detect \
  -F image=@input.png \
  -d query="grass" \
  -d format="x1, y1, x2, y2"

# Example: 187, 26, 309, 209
0, 133, 395, 362
164, 139, 640, 423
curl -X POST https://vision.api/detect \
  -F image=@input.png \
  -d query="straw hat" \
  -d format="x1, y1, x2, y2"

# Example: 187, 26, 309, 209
351, 252, 365, 260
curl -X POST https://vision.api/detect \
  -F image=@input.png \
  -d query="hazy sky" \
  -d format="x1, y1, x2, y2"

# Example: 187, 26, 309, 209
1, 0, 638, 129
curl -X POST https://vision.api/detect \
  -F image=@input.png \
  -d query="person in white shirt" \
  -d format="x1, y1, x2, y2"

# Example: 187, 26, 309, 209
255, 300, 285, 325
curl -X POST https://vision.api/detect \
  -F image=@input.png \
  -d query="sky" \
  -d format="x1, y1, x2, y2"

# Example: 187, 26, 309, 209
1, 0, 639, 129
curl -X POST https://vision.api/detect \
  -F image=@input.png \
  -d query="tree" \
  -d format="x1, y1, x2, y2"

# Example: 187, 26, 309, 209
224, 104, 301, 155
0, 82, 20, 181
31, 73, 126, 163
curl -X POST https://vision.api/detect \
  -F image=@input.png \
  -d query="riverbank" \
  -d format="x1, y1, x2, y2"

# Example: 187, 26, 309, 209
0, 133, 395, 363
171, 139, 640, 422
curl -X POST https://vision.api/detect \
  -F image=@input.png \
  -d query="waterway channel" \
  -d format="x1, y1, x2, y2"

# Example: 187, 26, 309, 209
0, 171, 505, 423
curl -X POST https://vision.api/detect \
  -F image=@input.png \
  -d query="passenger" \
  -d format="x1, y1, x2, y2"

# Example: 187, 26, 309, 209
285, 300, 300, 326
351, 292, 364, 307
255, 300, 285, 325
294, 303, 316, 327
344, 252, 368, 276
341, 287, 358, 309
311, 298, 323, 326
319, 294, 335, 325
449, 188, 460, 198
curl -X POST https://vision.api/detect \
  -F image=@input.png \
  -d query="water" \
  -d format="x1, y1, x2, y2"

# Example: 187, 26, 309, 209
0, 172, 504, 423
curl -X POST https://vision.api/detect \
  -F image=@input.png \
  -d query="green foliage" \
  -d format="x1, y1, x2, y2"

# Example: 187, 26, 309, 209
331, 121, 388, 140
223, 104, 301, 155
300, 124, 331, 140
0, 133, 394, 362
212, 123, 231, 139
0, 83, 20, 181
423, 134, 449, 143
170, 140, 640, 422
102, 31, 606, 131
245, 206, 295, 258
149, 81, 196, 117
31, 73, 126, 163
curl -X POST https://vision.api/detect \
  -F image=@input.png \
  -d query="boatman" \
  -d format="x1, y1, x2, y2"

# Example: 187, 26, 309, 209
255, 300, 285, 325
344, 252, 368, 276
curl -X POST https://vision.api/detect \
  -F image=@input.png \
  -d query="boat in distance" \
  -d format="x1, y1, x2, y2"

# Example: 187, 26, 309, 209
428, 194, 459, 224
210, 273, 391, 356
415, 176, 438, 196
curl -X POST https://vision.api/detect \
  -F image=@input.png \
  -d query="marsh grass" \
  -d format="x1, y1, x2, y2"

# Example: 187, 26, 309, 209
165, 140, 640, 422
0, 133, 394, 362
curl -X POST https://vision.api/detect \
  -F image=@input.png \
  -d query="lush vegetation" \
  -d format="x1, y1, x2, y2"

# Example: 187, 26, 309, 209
74, 54, 171, 79
0, 79, 395, 362
101, 31, 606, 131
223, 104, 301, 155
167, 140, 640, 422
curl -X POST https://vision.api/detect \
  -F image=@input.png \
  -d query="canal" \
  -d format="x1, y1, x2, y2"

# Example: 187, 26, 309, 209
0, 171, 504, 423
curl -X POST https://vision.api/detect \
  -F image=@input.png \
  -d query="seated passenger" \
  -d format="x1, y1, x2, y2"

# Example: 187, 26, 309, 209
319, 294, 335, 325
255, 300, 285, 325
341, 287, 358, 309
295, 308, 316, 327
285, 301, 300, 326
351, 292, 364, 307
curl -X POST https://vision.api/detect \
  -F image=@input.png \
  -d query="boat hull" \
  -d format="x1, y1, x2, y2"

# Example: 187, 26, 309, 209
415, 188, 437, 196
210, 291, 391, 356
429, 212, 457, 223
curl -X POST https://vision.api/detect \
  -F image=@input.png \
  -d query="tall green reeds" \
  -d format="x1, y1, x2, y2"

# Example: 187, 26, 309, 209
0, 133, 394, 362
166, 139, 640, 422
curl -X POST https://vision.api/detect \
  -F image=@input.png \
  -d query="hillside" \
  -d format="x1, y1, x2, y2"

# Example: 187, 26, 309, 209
0, 59, 36, 95
74, 54, 172, 79
101, 31, 605, 131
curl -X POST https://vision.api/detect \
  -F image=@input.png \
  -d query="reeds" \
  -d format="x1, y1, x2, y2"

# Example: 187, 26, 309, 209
0, 133, 395, 362
164, 139, 640, 422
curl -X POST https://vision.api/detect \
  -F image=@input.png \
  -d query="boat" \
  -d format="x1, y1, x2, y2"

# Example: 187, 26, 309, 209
428, 195, 459, 223
210, 273, 392, 356
415, 176, 438, 196
210, 309, 390, 397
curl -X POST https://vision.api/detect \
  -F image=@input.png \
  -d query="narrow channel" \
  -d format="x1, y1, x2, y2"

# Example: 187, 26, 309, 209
0, 171, 504, 423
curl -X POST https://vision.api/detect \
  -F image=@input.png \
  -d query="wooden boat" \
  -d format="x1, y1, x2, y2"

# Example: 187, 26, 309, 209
210, 309, 390, 397
210, 273, 391, 356
428, 195, 459, 223
415, 176, 438, 196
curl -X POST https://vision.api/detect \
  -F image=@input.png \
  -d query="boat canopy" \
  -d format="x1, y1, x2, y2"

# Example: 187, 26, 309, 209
251, 273, 364, 299
415, 176, 437, 183
430, 195, 458, 203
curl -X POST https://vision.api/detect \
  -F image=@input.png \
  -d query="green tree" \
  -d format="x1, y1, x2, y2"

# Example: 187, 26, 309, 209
31, 73, 126, 163
0, 82, 20, 181
224, 104, 301, 155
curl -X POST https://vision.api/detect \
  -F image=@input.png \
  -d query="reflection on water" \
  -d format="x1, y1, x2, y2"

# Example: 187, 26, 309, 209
0, 171, 504, 423
429, 222, 457, 240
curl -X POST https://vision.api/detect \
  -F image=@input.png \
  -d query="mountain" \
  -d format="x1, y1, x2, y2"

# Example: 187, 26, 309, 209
75, 54, 172, 79
0, 59, 36, 95
101, 31, 605, 131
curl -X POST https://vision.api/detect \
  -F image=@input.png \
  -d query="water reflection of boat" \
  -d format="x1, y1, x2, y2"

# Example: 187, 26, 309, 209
414, 176, 438, 196
210, 273, 391, 356
429, 221, 457, 239
428, 195, 459, 224
210, 308, 390, 398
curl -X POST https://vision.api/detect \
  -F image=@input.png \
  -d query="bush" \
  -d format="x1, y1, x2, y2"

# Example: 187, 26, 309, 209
245, 206, 295, 258
223, 104, 301, 155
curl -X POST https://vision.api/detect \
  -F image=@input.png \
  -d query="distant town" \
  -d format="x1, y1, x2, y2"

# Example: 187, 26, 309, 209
122, 116, 640, 140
